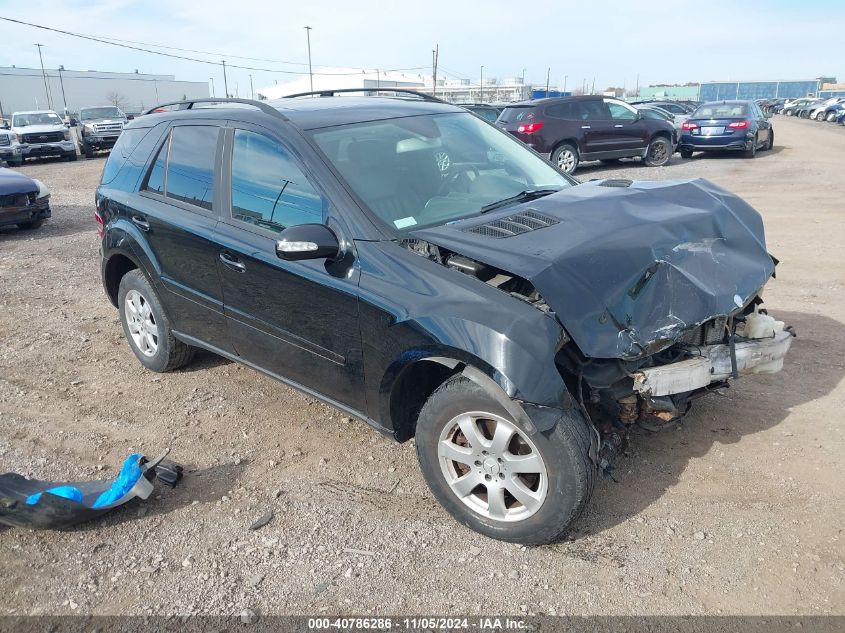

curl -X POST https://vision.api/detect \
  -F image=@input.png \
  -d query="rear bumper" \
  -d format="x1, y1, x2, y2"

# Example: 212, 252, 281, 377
632, 329, 793, 397
679, 132, 753, 152
0, 198, 51, 227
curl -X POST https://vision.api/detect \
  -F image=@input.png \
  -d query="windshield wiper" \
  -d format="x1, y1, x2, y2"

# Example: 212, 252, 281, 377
480, 189, 560, 214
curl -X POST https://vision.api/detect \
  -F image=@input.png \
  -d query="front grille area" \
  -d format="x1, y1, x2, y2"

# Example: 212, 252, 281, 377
21, 131, 65, 144
678, 317, 728, 346
464, 210, 559, 238
0, 192, 37, 208
0, 135, 10, 147
93, 123, 123, 133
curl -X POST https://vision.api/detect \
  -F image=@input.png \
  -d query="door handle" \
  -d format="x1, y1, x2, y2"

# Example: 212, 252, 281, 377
219, 252, 246, 273
581, 125, 591, 129
131, 215, 150, 231
614, 124, 624, 128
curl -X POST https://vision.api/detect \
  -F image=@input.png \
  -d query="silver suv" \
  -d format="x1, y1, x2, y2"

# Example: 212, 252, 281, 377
0, 122, 23, 166
78, 106, 127, 158
11, 110, 77, 162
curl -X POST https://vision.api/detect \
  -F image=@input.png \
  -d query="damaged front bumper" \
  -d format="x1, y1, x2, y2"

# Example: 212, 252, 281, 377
632, 329, 793, 397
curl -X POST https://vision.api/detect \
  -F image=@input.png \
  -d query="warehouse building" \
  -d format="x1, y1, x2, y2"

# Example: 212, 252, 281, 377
698, 79, 830, 101
0, 66, 209, 118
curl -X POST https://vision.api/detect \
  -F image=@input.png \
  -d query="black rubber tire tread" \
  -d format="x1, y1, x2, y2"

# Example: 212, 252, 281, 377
643, 136, 672, 166
117, 269, 194, 372
680, 149, 694, 159
415, 375, 596, 545
17, 219, 44, 230
550, 143, 579, 174
762, 130, 774, 151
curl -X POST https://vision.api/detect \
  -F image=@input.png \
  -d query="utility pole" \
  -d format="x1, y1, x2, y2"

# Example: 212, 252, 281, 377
35, 44, 53, 110
222, 60, 229, 97
432, 45, 439, 97
563, 75, 568, 94
591, 77, 595, 95
249, 74, 254, 99
480, 65, 484, 102
210, 77, 215, 97
57, 65, 68, 114
546, 67, 550, 97
635, 73, 639, 97
305, 26, 313, 92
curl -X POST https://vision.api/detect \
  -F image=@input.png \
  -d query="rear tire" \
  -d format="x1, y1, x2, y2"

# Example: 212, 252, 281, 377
743, 139, 757, 159
83, 144, 95, 159
118, 269, 194, 373
762, 129, 774, 151
680, 148, 694, 159
643, 136, 671, 167
551, 143, 579, 174
415, 376, 596, 545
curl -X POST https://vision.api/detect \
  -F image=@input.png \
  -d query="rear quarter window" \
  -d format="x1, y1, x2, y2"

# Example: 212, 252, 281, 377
498, 106, 535, 123
101, 128, 151, 185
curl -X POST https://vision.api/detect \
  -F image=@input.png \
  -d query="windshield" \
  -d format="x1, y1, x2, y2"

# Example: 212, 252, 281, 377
693, 103, 750, 118
80, 107, 123, 121
12, 112, 63, 127
311, 112, 574, 231
638, 107, 672, 121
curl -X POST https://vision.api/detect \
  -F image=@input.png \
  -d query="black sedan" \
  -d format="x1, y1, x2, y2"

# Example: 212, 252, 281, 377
0, 167, 51, 230
679, 100, 773, 159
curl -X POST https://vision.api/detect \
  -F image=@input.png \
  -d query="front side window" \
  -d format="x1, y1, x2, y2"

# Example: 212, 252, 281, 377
606, 100, 637, 121
311, 112, 573, 231
230, 130, 324, 233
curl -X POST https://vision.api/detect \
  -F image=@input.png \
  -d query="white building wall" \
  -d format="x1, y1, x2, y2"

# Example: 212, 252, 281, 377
0, 67, 209, 117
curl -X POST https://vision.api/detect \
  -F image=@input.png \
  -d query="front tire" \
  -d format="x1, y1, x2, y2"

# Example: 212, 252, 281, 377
17, 219, 44, 230
415, 376, 596, 545
643, 136, 671, 167
118, 269, 194, 372
826, 111, 838, 122
65, 152, 78, 162
551, 143, 579, 174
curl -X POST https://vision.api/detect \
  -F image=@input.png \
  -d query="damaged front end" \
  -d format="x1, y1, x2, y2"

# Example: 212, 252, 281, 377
408, 177, 794, 470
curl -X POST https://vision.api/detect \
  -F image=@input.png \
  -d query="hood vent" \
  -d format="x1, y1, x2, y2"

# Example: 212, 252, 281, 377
598, 179, 633, 188
463, 210, 559, 238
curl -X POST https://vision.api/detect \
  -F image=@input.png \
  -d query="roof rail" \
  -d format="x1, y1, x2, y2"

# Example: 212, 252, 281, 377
283, 88, 448, 104
142, 98, 287, 120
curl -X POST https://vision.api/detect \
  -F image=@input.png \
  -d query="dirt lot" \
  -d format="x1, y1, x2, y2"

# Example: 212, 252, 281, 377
0, 116, 843, 617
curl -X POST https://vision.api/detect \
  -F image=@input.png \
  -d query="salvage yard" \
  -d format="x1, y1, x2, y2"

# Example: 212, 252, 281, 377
0, 115, 843, 616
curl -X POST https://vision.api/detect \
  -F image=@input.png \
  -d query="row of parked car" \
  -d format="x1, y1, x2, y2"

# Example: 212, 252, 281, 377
0, 105, 130, 166
759, 96, 845, 123
462, 95, 774, 174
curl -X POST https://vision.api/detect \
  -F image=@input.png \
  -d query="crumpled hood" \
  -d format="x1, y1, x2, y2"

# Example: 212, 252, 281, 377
0, 168, 39, 195
411, 178, 775, 360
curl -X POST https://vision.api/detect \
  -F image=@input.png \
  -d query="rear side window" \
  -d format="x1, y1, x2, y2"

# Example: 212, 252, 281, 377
545, 103, 574, 119
143, 126, 218, 210
230, 129, 323, 233
166, 126, 217, 210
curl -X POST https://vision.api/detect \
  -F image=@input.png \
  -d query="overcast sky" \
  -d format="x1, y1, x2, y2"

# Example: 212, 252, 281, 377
1, 0, 842, 95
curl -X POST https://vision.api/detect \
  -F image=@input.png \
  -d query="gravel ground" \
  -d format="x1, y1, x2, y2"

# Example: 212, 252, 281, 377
0, 116, 843, 617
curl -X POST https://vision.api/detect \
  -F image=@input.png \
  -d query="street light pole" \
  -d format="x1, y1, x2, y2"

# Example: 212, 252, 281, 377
545, 67, 550, 97
210, 77, 215, 97
249, 74, 254, 99
305, 26, 313, 92
35, 44, 53, 110
480, 65, 484, 102
58, 65, 68, 114
222, 60, 229, 97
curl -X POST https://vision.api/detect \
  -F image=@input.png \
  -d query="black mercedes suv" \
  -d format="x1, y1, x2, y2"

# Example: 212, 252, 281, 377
497, 95, 677, 174
97, 91, 791, 544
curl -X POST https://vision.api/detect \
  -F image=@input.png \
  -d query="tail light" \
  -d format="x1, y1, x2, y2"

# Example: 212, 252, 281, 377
681, 121, 698, 131
94, 209, 104, 238
516, 121, 544, 134
727, 120, 750, 129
